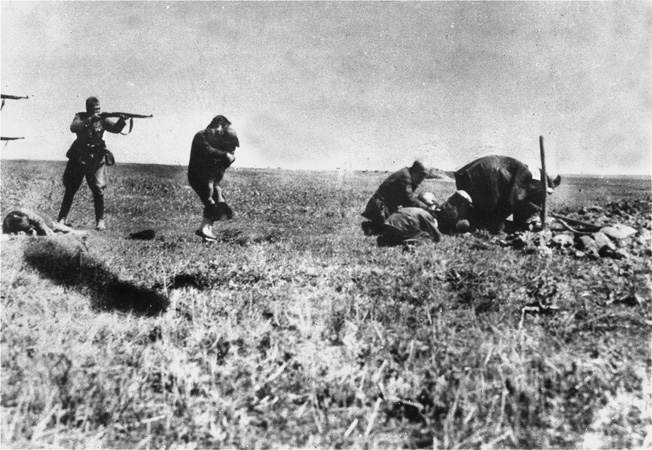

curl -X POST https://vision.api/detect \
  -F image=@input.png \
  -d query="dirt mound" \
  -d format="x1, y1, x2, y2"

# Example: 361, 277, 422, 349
495, 200, 651, 260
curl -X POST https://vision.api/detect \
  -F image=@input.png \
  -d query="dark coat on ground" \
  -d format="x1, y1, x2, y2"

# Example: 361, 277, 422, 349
377, 207, 442, 247
454, 155, 561, 232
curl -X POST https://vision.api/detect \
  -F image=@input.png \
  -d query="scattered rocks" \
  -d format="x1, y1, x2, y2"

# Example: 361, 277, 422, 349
577, 235, 600, 257
580, 205, 603, 214
551, 233, 574, 248
600, 224, 637, 241
480, 200, 649, 260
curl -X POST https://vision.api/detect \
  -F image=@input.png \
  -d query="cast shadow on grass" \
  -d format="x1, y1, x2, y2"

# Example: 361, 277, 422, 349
23, 237, 168, 316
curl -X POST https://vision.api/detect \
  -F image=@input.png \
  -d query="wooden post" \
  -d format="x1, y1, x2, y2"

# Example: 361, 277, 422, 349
539, 135, 547, 230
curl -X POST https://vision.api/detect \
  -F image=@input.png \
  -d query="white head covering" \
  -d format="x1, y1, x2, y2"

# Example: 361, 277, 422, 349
452, 190, 473, 205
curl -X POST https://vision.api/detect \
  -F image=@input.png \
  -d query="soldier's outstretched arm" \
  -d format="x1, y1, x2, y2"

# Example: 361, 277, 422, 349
103, 115, 128, 134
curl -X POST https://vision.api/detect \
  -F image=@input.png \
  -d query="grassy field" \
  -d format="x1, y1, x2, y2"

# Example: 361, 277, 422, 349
1, 160, 650, 449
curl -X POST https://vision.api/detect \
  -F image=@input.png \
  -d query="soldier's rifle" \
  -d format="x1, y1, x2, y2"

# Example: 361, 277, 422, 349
99, 112, 153, 134
1, 94, 29, 110
1, 136, 25, 148
99, 112, 153, 119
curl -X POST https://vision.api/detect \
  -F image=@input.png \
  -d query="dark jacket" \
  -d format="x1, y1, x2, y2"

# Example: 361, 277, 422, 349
376, 167, 429, 212
383, 207, 441, 241
67, 112, 126, 164
377, 207, 441, 246
188, 127, 239, 182
70, 112, 126, 141
454, 155, 555, 231
362, 167, 430, 225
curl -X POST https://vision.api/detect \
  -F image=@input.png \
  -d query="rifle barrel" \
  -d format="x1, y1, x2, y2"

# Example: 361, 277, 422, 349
1, 137, 25, 141
101, 112, 153, 119
1, 95, 29, 100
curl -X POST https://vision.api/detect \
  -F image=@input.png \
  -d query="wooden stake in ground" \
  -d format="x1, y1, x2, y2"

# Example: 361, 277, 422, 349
539, 135, 547, 230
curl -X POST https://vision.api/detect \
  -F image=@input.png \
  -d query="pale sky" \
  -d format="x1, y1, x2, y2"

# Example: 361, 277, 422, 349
1, 1, 651, 175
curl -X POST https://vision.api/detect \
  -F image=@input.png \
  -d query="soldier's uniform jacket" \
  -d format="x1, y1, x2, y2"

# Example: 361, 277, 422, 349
66, 112, 126, 167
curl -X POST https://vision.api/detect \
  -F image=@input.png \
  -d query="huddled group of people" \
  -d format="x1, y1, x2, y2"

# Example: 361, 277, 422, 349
360, 160, 474, 248
360, 154, 561, 247
3, 96, 560, 243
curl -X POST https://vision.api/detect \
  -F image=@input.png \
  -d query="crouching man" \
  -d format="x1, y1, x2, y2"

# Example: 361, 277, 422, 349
361, 160, 432, 236
376, 193, 442, 247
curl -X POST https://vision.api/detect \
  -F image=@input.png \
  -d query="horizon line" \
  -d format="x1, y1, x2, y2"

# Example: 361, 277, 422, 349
1, 158, 650, 179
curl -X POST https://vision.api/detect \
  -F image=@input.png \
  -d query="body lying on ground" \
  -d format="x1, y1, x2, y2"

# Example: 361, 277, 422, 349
452, 155, 561, 233
376, 207, 442, 247
3, 209, 87, 236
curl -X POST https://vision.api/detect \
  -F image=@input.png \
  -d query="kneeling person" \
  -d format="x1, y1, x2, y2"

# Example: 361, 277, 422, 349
362, 160, 432, 235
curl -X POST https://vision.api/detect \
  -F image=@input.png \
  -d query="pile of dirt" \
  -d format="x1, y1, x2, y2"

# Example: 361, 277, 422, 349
498, 200, 651, 259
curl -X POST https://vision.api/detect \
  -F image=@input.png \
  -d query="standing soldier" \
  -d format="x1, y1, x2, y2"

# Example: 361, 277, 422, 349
56, 96, 127, 230
188, 115, 239, 242
361, 160, 433, 235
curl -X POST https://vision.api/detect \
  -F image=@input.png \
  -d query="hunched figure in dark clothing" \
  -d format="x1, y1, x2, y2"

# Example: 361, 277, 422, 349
361, 160, 432, 235
453, 155, 561, 233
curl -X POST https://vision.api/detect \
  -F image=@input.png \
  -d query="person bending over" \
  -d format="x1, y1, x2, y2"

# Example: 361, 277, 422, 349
361, 160, 432, 235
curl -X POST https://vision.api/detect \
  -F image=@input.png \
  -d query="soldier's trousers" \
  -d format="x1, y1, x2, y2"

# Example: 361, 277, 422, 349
58, 159, 107, 222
